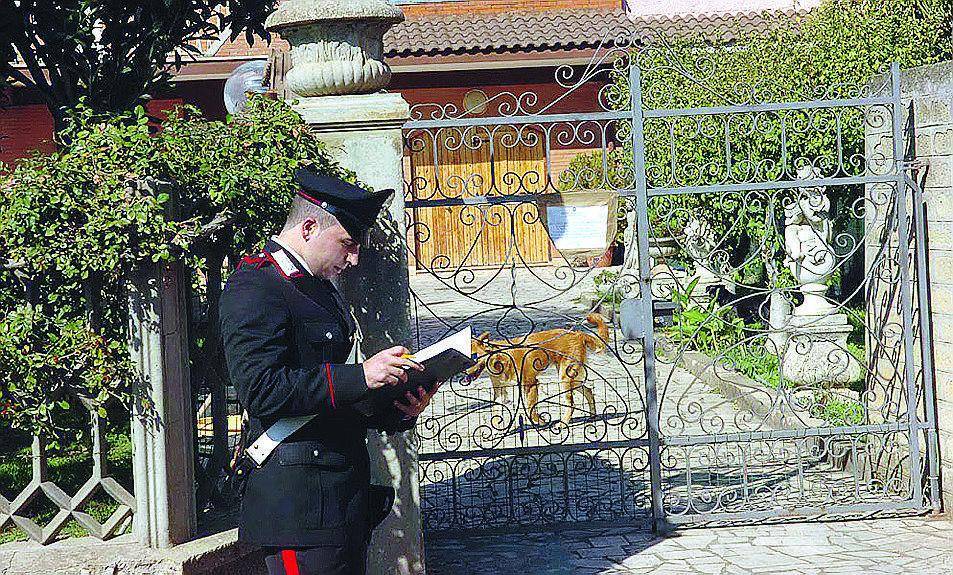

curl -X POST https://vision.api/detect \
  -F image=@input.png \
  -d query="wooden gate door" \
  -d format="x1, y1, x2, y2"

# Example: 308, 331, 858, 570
406, 128, 552, 269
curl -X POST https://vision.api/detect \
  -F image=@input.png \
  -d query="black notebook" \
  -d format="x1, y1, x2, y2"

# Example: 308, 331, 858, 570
352, 328, 475, 418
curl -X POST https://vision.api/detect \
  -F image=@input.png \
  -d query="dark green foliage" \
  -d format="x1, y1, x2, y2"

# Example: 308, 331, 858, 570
0, 96, 350, 435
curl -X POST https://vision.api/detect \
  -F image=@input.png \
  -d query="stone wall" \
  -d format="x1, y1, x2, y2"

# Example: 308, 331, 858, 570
0, 530, 266, 575
897, 60, 953, 509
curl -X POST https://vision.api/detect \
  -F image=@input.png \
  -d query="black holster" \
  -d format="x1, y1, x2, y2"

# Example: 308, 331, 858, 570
368, 484, 396, 533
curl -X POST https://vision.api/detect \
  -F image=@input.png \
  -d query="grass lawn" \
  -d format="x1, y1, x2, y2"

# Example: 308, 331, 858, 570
0, 432, 133, 545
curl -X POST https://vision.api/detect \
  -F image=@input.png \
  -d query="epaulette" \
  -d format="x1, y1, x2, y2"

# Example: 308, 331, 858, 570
236, 253, 270, 271
235, 249, 305, 280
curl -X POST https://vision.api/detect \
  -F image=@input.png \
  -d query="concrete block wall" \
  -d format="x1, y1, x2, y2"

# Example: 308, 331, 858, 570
898, 60, 953, 509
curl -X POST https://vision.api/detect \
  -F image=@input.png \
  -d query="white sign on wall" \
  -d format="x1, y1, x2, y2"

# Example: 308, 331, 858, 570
545, 204, 610, 250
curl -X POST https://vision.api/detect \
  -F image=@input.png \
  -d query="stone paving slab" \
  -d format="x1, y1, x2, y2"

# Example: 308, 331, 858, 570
424, 516, 953, 575
410, 267, 886, 532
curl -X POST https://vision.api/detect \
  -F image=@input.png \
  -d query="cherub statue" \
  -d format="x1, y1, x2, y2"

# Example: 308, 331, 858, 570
683, 215, 718, 283
622, 202, 639, 271
783, 165, 836, 316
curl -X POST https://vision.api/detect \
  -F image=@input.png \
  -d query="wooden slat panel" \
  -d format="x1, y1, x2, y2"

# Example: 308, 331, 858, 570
408, 127, 552, 268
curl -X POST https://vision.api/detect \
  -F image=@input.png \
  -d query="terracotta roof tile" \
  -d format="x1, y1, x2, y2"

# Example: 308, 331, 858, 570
383, 8, 807, 57
206, 7, 808, 61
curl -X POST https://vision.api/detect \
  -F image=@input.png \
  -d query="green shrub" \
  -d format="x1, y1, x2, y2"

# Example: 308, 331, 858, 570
0, 96, 354, 436
667, 278, 746, 356
667, 280, 868, 425
592, 269, 625, 308
565, 0, 953, 286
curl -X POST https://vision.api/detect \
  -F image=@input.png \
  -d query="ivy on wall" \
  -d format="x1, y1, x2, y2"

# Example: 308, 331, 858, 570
0, 96, 353, 434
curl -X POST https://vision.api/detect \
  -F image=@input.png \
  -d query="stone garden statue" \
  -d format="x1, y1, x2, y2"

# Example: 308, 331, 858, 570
622, 205, 638, 272
780, 165, 861, 386
783, 165, 836, 317
683, 215, 718, 285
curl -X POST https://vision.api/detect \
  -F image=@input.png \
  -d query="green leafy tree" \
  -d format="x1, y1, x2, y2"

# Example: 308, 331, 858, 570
0, 0, 278, 131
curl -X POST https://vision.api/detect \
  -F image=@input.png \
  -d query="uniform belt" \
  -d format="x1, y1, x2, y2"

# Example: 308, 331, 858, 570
246, 414, 317, 466
276, 441, 358, 468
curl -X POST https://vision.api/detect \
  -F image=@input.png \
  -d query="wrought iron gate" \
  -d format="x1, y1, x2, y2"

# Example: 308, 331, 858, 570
402, 32, 940, 532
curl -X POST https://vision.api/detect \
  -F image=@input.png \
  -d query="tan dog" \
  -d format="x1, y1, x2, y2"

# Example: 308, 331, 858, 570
466, 313, 609, 425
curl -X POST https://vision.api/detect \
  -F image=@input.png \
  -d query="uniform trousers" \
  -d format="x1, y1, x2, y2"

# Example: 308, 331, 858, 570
264, 542, 369, 575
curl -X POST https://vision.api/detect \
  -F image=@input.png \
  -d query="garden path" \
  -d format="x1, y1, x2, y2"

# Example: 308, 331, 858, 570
425, 515, 953, 574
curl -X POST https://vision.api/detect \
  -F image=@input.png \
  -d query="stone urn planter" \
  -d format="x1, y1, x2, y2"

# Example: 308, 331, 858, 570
265, 0, 405, 97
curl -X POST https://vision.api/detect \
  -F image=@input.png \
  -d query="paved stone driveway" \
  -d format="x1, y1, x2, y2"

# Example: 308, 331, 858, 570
410, 266, 871, 531
424, 516, 953, 574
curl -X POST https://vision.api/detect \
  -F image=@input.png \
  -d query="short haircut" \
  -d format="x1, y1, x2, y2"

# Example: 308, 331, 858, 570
282, 194, 338, 233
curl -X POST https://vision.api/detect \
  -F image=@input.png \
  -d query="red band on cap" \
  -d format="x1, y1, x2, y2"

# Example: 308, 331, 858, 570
297, 189, 325, 208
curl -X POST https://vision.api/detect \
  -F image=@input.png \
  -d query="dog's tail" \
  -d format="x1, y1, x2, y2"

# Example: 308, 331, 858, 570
584, 313, 609, 352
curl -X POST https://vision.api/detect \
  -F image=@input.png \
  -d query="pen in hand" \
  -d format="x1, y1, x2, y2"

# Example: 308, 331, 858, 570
401, 354, 425, 371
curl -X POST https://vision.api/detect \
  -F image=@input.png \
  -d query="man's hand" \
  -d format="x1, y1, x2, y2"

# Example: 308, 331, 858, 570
394, 383, 442, 419
363, 346, 424, 390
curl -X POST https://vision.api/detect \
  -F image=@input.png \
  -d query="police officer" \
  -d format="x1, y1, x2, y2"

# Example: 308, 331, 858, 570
220, 167, 436, 575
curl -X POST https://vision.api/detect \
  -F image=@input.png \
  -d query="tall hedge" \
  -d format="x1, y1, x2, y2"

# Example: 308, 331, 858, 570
566, 0, 953, 284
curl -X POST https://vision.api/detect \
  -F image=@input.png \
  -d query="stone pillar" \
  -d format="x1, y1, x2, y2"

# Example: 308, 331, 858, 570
127, 260, 197, 548
266, 2, 423, 573
296, 95, 421, 575
874, 60, 953, 510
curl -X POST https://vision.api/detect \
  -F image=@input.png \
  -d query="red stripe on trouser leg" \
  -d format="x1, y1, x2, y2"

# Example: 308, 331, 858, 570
281, 549, 300, 575
326, 362, 336, 409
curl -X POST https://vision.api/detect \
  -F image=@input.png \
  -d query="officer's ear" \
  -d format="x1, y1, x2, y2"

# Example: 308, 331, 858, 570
301, 217, 319, 241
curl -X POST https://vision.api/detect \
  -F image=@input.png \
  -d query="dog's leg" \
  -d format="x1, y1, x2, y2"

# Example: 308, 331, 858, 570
581, 384, 596, 416
558, 361, 579, 425
493, 376, 511, 405
565, 354, 596, 418
524, 379, 543, 425
491, 376, 503, 403
560, 379, 575, 425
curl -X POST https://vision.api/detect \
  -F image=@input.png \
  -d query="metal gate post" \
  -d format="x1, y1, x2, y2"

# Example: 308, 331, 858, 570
907, 167, 942, 511
890, 62, 925, 506
630, 61, 667, 530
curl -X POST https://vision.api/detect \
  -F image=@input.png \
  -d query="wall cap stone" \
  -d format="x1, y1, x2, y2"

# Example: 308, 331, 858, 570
0, 528, 261, 575
265, 0, 404, 30
293, 92, 410, 132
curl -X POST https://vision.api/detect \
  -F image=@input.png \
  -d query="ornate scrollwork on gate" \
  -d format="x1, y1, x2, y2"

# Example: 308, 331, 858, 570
403, 28, 938, 532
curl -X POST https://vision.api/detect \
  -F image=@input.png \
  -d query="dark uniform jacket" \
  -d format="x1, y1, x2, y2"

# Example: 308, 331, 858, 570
219, 239, 415, 548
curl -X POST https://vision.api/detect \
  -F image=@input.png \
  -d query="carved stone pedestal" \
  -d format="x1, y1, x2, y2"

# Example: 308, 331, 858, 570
765, 290, 793, 354
781, 313, 862, 386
